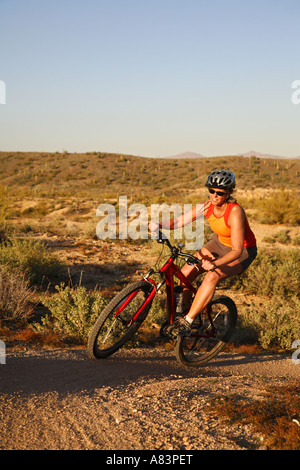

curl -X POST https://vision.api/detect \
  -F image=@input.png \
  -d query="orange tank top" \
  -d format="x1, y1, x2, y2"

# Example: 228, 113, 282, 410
205, 202, 256, 248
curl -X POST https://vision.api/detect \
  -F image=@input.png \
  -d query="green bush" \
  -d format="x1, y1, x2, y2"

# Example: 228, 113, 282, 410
261, 235, 276, 244
293, 235, 300, 246
144, 293, 167, 326
0, 237, 62, 284
237, 296, 300, 350
274, 230, 291, 244
21, 201, 50, 218
222, 247, 300, 350
262, 230, 291, 245
224, 248, 300, 299
246, 249, 299, 298
32, 284, 108, 343
254, 190, 300, 225
0, 185, 9, 223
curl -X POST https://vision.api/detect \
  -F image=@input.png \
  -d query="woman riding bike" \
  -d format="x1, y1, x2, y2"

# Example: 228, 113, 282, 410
149, 170, 257, 337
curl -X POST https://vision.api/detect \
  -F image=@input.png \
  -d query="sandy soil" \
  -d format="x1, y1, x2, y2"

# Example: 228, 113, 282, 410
0, 346, 299, 451
0, 219, 299, 451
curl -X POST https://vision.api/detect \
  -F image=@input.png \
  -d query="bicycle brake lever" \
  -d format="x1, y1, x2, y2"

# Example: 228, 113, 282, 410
186, 257, 201, 268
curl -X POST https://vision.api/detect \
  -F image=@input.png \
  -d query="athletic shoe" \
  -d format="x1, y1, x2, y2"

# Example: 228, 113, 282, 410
169, 317, 192, 338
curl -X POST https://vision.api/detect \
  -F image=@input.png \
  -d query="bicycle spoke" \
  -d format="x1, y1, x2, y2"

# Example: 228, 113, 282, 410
87, 281, 154, 358
175, 296, 237, 367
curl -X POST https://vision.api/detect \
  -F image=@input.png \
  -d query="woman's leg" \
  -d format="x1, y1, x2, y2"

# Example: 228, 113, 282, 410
179, 247, 213, 308
186, 260, 242, 321
171, 250, 244, 336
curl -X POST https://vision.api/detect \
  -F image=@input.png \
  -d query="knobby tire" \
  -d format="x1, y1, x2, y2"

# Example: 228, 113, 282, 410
174, 295, 237, 367
87, 280, 154, 359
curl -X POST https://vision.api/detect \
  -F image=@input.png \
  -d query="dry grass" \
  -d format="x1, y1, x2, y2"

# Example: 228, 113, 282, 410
211, 380, 300, 450
0, 152, 299, 202
0, 323, 64, 348
0, 237, 63, 284
0, 266, 35, 324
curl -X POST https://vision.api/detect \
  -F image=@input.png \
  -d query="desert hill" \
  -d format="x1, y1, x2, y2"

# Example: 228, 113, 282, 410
0, 151, 299, 202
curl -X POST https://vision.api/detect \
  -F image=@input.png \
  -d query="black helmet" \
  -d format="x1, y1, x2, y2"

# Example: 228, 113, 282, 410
206, 170, 236, 190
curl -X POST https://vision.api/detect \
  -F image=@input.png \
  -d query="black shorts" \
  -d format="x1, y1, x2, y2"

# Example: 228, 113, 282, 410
203, 233, 257, 274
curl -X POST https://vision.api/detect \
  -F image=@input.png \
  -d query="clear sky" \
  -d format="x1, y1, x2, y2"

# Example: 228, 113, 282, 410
0, 0, 299, 158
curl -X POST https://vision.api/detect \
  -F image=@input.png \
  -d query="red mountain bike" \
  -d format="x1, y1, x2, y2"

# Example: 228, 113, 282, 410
87, 231, 237, 367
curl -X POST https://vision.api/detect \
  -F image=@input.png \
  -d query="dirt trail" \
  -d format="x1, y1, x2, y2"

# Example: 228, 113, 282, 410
1, 223, 299, 451
0, 346, 299, 450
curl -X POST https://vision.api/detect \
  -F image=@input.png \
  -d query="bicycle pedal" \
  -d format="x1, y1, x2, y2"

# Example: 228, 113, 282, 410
160, 322, 177, 339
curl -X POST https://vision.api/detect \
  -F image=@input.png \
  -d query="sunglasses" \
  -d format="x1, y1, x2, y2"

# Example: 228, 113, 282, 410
209, 188, 227, 197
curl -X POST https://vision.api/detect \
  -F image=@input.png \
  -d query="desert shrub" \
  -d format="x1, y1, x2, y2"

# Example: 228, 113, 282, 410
222, 248, 299, 350
32, 284, 108, 343
0, 185, 9, 223
262, 235, 276, 244
244, 249, 299, 298
262, 230, 291, 245
144, 293, 167, 326
236, 296, 300, 350
223, 248, 300, 299
0, 186, 14, 241
0, 266, 35, 324
293, 235, 300, 246
254, 190, 300, 225
273, 230, 291, 244
21, 201, 51, 218
0, 237, 62, 284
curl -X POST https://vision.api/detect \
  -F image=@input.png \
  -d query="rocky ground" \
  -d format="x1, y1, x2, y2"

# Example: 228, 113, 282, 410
0, 219, 299, 451
0, 346, 299, 451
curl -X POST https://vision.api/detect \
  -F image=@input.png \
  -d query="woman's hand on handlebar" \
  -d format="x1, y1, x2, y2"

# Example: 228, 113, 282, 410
148, 221, 160, 235
201, 259, 217, 272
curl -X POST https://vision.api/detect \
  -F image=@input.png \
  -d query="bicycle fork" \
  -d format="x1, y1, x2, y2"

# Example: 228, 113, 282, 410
114, 278, 157, 326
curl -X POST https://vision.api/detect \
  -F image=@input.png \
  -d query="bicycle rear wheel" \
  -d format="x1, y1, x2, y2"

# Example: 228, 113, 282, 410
87, 280, 155, 359
174, 295, 237, 367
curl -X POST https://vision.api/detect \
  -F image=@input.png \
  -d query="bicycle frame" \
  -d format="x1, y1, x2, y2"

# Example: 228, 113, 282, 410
87, 235, 237, 365
155, 256, 197, 324
114, 255, 196, 327
145, 257, 216, 338
114, 234, 216, 336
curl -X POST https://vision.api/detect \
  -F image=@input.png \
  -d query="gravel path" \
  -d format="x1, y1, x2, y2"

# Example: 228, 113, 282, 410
0, 346, 299, 451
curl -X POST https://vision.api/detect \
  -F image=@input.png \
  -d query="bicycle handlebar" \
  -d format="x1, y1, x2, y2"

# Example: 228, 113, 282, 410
150, 229, 217, 272
151, 229, 200, 263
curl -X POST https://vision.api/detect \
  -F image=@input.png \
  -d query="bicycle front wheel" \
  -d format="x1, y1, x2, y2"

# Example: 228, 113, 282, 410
87, 280, 155, 359
174, 295, 237, 367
